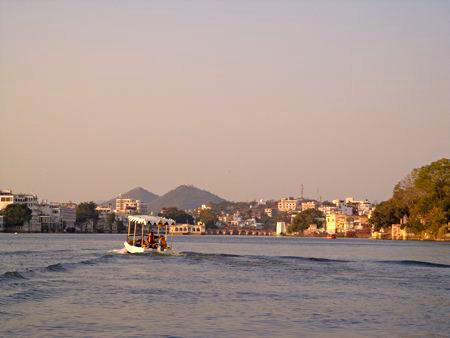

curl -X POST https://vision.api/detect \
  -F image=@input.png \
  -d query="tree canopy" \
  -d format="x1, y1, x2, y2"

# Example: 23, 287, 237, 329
76, 202, 99, 224
289, 209, 325, 233
370, 158, 449, 237
197, 209, 218, 228
2, 204, 32, 228
159, 207, 194, 224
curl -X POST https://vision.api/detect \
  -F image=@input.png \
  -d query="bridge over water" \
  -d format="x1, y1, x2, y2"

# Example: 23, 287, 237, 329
206, 228, 274, 236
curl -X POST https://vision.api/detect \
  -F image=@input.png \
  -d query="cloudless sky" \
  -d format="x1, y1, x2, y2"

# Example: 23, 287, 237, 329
1, 1, 449, 202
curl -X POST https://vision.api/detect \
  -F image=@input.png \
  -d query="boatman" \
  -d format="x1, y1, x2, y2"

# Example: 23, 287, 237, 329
159, 235, 167, 251
146, 231, 155, 248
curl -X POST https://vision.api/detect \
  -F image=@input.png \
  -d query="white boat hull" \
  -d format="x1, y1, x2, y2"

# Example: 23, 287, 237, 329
123, 242, 170, 254
124, 241, 148, 254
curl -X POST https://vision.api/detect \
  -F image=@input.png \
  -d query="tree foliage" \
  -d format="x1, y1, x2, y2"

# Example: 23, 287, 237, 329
197, 209, 218, 229
76, 202, 99, 224
289, 209, 325, 233
369, 200, 405, 231
159, 207, 194, 224
2, 204, 32, 228
370, 158, 449, 237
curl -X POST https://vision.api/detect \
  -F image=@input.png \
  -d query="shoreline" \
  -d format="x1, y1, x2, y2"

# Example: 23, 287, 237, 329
1, 231, 449, 242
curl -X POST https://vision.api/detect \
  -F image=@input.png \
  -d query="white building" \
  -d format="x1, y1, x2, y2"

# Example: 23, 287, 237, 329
276, 221, 287, 235
38, 203, 77, 232
170, 222, 205, 235
115, 198, 146, 214
0, 190, 14, 211
318, 205, 338, 215
0, 190, 41, 232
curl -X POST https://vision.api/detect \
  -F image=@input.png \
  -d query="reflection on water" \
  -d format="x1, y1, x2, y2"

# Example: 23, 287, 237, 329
1, 234, 449, 337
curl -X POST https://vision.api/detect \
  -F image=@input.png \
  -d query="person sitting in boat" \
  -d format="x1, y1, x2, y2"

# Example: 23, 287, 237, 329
159, 235, 167, 251
144, 231, 156, 248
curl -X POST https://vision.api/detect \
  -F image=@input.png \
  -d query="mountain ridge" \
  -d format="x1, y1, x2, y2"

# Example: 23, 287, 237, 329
103, 186, 159, 206
103, 185, 226, 212
147, 185, 226, 212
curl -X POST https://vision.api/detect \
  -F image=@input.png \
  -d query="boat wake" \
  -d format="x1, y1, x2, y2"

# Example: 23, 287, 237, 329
2, 251, 448, 285
376, 260, 450, 268
0, 254, 115, 283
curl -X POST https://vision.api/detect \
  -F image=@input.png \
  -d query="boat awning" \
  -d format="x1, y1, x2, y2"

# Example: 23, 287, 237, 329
128, 215, 175, 226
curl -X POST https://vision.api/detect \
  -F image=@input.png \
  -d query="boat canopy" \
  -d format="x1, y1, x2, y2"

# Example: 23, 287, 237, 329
127, 215, 175, 226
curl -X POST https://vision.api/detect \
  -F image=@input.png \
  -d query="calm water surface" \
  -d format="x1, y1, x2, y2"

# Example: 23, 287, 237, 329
0, 234, 449, 337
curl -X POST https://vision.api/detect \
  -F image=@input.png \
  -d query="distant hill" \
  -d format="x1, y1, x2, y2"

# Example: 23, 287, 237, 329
147, 185, 226, 212
103, 187, 159, 207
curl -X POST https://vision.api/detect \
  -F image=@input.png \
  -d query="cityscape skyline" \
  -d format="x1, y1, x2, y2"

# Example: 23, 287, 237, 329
1, 1, 449, 203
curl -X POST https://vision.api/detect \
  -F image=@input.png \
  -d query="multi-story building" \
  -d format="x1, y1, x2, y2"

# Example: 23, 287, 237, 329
0, 190, 41, 232
38, 203, 77, 232
277, 198, 298, 212
325, 213, 356, 234
332, 197, 372, 216
115, 198, 146, 214
0, 190, 14, 210
301, 201, 317, 212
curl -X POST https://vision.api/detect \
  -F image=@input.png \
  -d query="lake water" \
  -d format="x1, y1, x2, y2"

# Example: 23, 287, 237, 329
0, 234, 449, 337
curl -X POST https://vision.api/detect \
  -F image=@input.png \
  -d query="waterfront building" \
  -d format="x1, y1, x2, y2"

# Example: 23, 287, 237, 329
276, 221, 287, 235
59, 205, 76, 231
115, 198, 146, 214
301, 201, 317, 212
0, 190, 41, 232
38, 203, 76, 232
0, 190, 14, 210
325, 213, 357, 234
277, 198, 298, 212
170, 222, 205, 235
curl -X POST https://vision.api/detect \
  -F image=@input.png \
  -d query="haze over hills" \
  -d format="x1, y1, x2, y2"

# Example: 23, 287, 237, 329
104, 186, 159, 206
103, 185, 226, 212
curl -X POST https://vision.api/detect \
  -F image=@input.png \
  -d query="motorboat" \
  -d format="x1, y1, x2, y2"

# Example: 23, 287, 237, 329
123, 215, 175, 254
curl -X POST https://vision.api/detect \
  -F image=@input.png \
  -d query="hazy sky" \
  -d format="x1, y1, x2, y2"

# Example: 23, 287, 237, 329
1, 1, 449, 203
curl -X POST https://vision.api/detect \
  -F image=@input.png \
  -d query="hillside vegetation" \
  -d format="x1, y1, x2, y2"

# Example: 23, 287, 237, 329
370, 158, 449, 239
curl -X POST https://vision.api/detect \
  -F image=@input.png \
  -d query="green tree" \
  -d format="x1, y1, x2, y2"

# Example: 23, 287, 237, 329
197, 209, 218, 229
3, 204, 32, 229
76, 202, 99, 224
369, 200, 404, 231
370, 158, 449, 238
289, 209, 325, 233
116, 219, 126, 233
159, 207, 194, 224
106, 212, 115, 233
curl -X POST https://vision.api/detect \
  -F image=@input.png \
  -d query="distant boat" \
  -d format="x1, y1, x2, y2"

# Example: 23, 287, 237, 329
326, 233, 336, 240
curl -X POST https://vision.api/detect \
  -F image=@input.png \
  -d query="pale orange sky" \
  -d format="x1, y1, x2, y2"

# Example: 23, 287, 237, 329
1, 1, 449, 202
